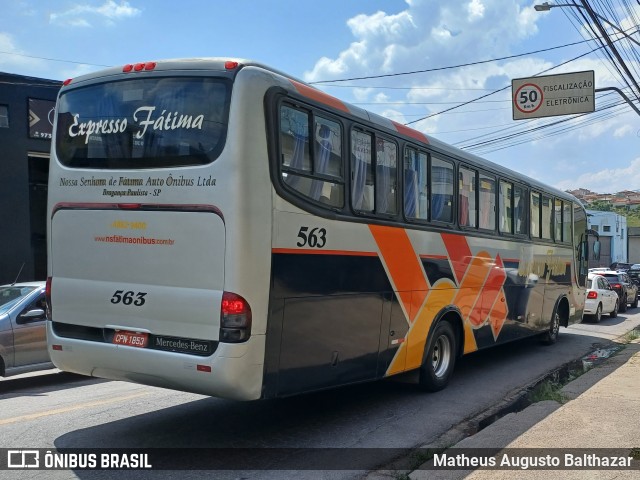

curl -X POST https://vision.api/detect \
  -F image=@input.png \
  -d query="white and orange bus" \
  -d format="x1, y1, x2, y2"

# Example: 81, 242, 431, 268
46, 58, 592, 400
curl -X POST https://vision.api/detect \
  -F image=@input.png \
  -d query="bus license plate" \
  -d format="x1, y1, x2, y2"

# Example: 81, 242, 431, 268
113, 331, 148, 348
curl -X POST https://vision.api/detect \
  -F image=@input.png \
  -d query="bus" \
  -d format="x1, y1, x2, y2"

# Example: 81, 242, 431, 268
46, 58, 593, 400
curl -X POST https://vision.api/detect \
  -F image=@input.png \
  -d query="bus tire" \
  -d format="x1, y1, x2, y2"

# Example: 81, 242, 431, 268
418, 320, 457, 392
541, 310, 561, 345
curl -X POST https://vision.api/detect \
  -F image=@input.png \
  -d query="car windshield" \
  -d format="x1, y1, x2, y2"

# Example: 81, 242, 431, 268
587, 279, 593, 288
0, 286, 37, 315
603, 274, 621, 282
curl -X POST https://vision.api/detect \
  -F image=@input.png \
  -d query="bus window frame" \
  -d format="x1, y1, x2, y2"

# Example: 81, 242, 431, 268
349, 125, 401, 221
512, 182, 529, 238
429, 153, 456, 226
265, 88, 582, 250
478, 171, 497, 233
458, 164, 479, 230
402, 144, 430, 224
275, 97, 347, 212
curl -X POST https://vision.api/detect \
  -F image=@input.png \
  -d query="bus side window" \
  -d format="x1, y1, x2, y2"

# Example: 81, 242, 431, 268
404, 148, 428, 220
541, 195, 553, 240
279, 105, 344, 208
459, 166, 477, 227
311, 117, 344, 208
375, 137, 397, 215
499, 180, 513, 234
514, 185, 527, 235
351, 130, 374, 213
431, 156, 453, 222
554, 199, 563, 242
479, 173, 496, 230
280, 105, 312, 198
531, 192, 540, 238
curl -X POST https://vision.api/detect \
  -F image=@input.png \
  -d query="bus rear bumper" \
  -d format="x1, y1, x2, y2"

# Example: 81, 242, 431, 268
47, 323, 265, 401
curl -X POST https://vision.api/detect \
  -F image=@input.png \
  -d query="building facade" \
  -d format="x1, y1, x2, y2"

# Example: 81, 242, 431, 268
586, 209, 628, 267
0, 72, 61, 285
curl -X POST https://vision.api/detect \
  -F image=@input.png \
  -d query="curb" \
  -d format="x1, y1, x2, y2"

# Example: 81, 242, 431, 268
367, 329, 640, 479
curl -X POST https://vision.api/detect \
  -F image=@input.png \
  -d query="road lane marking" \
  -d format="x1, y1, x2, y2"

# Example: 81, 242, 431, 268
0, 391, 150, 426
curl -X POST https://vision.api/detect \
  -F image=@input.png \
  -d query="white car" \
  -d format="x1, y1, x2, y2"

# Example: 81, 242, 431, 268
584, 274, 619, 322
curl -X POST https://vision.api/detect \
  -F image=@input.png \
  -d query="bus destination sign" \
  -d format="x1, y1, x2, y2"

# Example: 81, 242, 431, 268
512, 71, 595, 120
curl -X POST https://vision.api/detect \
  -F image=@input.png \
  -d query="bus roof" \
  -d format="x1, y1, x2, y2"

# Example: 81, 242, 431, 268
61, 57, 580, 205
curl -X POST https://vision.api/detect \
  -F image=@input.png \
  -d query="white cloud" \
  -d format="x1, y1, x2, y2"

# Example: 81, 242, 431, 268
614, 125, 633, 138
0, 32, 43, 71
303, 0, 639, 193
304, 0, 540, 84
555, 158, 640, 192
50, 0, 141, 27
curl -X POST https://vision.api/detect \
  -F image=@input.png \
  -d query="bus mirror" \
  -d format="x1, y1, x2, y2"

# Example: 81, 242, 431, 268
593, 240, 601, 261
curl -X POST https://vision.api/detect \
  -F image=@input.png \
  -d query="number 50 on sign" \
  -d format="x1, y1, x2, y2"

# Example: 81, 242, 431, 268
514, 83, 543, 115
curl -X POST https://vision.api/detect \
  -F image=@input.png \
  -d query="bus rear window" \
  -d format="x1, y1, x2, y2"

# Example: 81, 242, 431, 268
55, 77, 230, 169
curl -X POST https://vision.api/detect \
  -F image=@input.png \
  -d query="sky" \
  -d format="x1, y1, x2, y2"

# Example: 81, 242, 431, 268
1, 0, 639, 194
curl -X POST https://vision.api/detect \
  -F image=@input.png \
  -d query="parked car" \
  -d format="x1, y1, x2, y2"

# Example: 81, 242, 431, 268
584, 275, 619, 322
588, 270, 638, 312
609, 262, 633, 272
0, 281, 53, 377
627, 263, 640, 287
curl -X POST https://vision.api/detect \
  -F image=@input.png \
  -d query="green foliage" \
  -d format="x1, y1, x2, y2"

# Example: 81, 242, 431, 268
587, 202, 640, 227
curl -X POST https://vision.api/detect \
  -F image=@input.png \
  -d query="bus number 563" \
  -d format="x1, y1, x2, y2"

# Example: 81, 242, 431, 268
110, 290, 147, 306
296, 227, 327, 248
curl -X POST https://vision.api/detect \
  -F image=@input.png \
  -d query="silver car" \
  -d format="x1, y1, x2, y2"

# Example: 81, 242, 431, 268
0, 281, 53, 377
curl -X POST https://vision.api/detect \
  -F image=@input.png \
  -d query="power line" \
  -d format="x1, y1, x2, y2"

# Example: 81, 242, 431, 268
0, 49, 111, 68
309, 38, 594, 85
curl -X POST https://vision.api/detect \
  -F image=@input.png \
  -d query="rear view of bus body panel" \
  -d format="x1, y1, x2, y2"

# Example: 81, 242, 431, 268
47, 63, 277, 400
48, 207, 257, 399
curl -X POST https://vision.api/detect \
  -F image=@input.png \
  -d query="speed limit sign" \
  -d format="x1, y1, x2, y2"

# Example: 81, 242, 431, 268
511, 71, 594, 120
514, 83, 543, 114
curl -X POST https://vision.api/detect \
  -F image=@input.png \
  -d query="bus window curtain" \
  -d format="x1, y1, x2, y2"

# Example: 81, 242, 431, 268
352, 153, 367, 210
432, 162, 449, 221
309, 126, 332, 200
376, 164, 390, 213
285, 132, 307, 189
404, 168, 418, 217
432, 194, 445, 220
459, 194, 469, 226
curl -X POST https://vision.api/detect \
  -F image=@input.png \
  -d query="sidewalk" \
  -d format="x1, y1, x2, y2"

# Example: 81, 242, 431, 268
408, 338, 640, 480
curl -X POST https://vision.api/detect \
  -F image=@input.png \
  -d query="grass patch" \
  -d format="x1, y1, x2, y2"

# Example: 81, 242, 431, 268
529, 380, 566, 404
622, 329, 640, 343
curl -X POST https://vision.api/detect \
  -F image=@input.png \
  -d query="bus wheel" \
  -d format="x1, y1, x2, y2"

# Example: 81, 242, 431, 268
418, 320, 457, 392
541, 310, 561, 345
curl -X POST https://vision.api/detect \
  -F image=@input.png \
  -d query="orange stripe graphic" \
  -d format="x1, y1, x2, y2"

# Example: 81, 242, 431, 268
441, 232, 472, 284
365, 228, 510, 376
369, 225, 429, 323
391, 121, 430, 144
468, 254, 507, 328
290, 80, 350, 113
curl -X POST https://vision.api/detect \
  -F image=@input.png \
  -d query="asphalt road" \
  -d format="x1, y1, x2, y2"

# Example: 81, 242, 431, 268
1, 311, 639, 480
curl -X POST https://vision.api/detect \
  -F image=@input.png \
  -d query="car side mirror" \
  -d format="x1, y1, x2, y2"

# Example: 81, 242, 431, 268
17, 308, 46, 324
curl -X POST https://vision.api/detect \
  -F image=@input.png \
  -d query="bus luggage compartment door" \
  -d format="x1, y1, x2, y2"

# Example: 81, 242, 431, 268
50, 207, 225, 341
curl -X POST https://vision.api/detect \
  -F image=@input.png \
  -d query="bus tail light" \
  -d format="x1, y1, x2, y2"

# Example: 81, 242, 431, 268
587, 291, 598, 299
220, 292, 251, 343
45, 276, 53, 320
